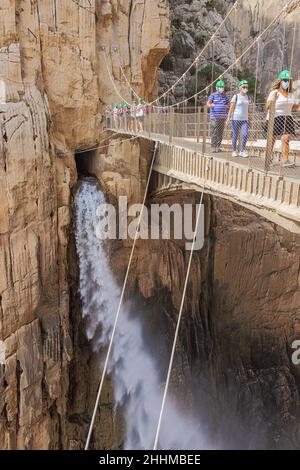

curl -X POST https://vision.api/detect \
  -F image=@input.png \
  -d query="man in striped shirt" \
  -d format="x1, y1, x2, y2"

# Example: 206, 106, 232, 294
207, 80, 229, 153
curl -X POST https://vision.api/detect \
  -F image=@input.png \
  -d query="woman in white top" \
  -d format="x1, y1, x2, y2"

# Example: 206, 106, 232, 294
130, 101, 137, 132
135, 98, 145, 132
227, 80, 252, 158
266, 70, 300, 167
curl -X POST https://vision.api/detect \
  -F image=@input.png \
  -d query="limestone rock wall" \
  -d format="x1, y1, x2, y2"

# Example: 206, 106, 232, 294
0, 0, 169, 449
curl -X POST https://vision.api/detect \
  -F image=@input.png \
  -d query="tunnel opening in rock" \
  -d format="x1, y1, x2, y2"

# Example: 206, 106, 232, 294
75, 149, 98, 177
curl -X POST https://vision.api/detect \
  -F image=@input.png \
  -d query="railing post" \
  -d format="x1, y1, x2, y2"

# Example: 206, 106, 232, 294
196, 106, 201, 143
265, 100, 275, 173
202, 105, 208, 155
169, 108, 175, 145
149, 109, 152, 138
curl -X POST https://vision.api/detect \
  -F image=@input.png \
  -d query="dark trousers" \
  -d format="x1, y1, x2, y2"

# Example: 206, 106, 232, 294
210, 118, 226, 149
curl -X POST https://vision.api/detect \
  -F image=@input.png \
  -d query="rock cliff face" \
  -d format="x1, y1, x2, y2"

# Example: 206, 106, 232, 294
0, 0, 169, 449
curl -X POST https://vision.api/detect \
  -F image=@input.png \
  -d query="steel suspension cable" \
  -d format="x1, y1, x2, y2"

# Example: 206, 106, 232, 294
282, 20, 287, 69
57, 129, 125, 156
232, 3, 238, 92
76, 135, 138, 154
289, 20, 296, 75
194, 59, 199, 139
211, 38, 215, 95
195, 59, 199, 110
248, 12, 263, 169
117, 53, 141, 102
253, 18, 262, 110
103, 51, 132, 106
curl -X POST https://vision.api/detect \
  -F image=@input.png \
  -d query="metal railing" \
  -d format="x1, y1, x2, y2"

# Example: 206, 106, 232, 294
104, 104, 300, 179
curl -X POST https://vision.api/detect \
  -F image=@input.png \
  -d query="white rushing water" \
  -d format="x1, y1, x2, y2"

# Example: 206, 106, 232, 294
75, 179, 209, 450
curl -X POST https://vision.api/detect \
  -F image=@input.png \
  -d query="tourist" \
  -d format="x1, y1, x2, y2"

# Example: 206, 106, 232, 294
131, 101, 137, 132
118, 103, 126, 130
125, 103, 131, 131
136, 98, 145, 132
265, 70, 300, 167
207, 80, 229, 153
113, 104, 119, 129
227, 80, 251, 158
104, 106, 112, 129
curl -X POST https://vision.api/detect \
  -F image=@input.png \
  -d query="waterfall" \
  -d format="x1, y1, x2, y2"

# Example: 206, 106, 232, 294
75, 178, 210, 450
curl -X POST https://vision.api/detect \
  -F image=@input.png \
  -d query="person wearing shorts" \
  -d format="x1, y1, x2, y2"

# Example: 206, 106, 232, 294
265, 70, 300, 167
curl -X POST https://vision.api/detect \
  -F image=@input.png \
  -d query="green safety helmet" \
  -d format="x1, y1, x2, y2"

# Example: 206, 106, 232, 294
239, 80, 248, 87
216, 80, 225, 88
278, 70, 293, 80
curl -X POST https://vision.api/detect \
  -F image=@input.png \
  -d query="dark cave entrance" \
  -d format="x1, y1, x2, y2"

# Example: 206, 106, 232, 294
75, 148, 98, 177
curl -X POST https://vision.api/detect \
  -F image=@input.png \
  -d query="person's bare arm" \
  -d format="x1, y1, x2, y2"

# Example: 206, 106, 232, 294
227, 101, 235, 121
292, 103, 300, 112
266, 91, 278, 111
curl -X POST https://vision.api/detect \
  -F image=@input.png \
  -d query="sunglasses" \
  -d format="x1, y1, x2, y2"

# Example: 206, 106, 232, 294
241, 86, 248, 89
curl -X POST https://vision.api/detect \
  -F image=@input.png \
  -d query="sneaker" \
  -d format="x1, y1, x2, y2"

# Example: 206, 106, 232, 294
240, 151, 248, 158
283, 160, 294, 167
232, 151, 238, 157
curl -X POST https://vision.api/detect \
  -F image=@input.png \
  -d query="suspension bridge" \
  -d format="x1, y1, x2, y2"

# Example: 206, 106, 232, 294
83, 0, 300, 450
104, 111, 300, 233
